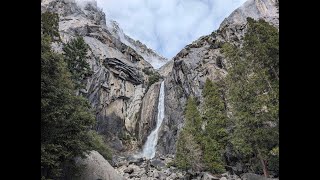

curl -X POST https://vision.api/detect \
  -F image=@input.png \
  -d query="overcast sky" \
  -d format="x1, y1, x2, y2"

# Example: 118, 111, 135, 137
95, 0, 246, 59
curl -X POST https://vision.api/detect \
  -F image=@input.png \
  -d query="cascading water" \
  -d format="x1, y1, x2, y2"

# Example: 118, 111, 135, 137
141, 81, 165, 159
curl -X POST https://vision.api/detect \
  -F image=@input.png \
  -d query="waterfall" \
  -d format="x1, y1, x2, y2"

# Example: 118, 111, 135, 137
141, 81, 165, 159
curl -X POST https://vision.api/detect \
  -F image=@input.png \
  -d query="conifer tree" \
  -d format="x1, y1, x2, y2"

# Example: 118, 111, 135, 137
41, 11, 60, 41
63, 36, 91, 89
201, 78, 228, 173
175, 129, 202, 170
175, 96, 203, 171
222, 18, 279, 177
41, 12, 108, 179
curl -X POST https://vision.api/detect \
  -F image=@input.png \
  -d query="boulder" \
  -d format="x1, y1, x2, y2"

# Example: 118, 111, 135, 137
241, 173, 277, 180
168, 173, 178, 180
151, 159, 165, 169
202, 172, 219, 180
141, 174, 148, 180
147, 171, 153, 177
74, 151, 124, 180
123, 167, 134, 174
123, 173, 130, 178
158, 171, 167, 180
153, 171, 160, 178
164, 168, 172, 176
127, 156, 144, 166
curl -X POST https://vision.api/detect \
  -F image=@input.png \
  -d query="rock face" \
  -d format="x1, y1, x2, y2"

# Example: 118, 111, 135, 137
220, 0, 279, 29
41, 0, 165, 153
158, 60, 174, 77
102, 14, 168, 69
137, 82, 161, 146
157, 0, 279, 156
74, 150, 125, 180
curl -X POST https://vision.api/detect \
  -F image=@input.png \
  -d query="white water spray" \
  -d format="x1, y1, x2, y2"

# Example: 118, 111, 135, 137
141, 81, 165, 159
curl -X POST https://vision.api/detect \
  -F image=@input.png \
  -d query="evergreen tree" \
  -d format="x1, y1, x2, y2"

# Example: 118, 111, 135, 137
222, 18, 279, 177
175, 96, 203, 171
184, 96, 202, 141
41, 11, 60, 41
175, 129, 202, 171
202, 78, 228, 173
41, 12, 106, 179
63, 36, 91, 89
41, 33, 95, 178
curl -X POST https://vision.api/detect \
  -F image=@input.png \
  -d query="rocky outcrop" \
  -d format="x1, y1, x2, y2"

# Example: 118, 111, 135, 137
74, 150, 125, 180
103, 18, 168, 69
158, 60, 174, 77
104, 58, 143, 85
220, 0, 279, 29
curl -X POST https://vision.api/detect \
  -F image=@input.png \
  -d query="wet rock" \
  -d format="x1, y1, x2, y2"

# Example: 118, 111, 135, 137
127, 156, 144, 166
138, 82, 161, 145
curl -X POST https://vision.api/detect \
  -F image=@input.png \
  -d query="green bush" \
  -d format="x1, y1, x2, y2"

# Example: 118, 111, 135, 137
148, 73, 160, 87
87, 130, 112, 161
142, 68, 161, 87
142, 68, 152, 75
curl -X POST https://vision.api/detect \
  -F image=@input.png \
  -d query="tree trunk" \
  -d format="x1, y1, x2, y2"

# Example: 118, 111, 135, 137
257, 150, 269, 178
259, 157, 269, 178
271, 66, 279, 81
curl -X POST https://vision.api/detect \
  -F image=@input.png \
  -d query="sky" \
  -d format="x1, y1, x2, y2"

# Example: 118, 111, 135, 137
95, 0, 247, 59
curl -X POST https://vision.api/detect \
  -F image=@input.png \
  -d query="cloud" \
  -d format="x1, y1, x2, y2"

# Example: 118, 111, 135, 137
95, 0, 247, 59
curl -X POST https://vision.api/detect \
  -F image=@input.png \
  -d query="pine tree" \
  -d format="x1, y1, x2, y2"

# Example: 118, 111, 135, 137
175, 96, 203, 171
201, 78, 228, 173
223, 18, 279, 177
41, 11, 60, 41
184, 96, 202, 141
175, 129, 202, 171
41, 12, 101, 179
63, 36, 91, 89
41, 33, 95, 178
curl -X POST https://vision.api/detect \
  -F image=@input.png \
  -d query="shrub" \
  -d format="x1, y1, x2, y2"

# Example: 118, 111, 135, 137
87, 130, 112, 160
